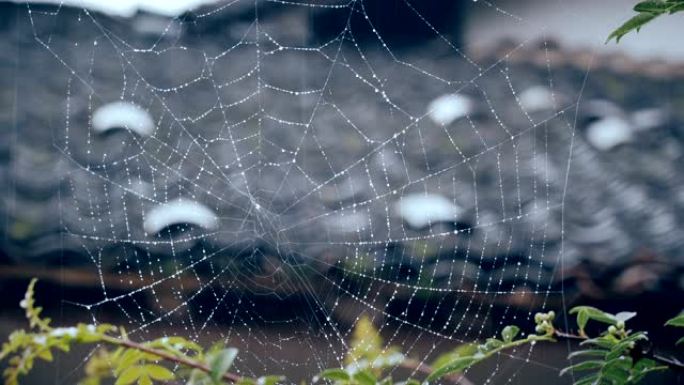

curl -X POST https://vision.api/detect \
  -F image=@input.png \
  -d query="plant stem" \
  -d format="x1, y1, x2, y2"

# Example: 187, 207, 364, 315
100, 335, 242, 383
650, 353, 684, 372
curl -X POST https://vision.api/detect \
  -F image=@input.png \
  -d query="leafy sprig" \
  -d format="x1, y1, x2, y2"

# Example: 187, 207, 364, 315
563, 307, 668, 385
608, 0, 684, 43
0, 279, 253, 385
2, 280, 683, 385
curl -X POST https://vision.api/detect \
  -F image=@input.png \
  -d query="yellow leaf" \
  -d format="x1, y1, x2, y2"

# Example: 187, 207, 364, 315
144, 365, 174, 381
346, 315, 383, 365
38, 348, 53, 362
115, 366, 143, 385
137, 374, 153, 385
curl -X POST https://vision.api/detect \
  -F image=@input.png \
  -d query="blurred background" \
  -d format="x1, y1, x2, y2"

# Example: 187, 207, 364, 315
1, 0, 683, 384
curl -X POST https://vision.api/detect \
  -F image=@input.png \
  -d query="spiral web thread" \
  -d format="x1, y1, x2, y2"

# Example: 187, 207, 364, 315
22, 0, 579, 382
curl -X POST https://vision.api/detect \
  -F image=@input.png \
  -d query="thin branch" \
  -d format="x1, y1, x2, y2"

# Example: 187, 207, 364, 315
650, 352, 684, 372
100, 335, 242, 383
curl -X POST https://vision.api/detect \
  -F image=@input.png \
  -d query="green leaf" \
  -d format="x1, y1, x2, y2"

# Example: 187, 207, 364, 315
570, 307, 617, 326
634, 1, 674, 13
576, 309, 589, 335
630, 358, 668, 382
559, 360, 603, 377
600, 362, 630, 384
137, 374, 152, 385
426, 356, 477, 382
209, 348, 238, 382
580, 337, 616, 350
317, 368, 350, 382
483, 338, 504, 350
676, 337, 684, 345
607, 12, 658, 43
665, 312, 684, 327
116, 350, 143, 375
670, 3, 684, 13
430, 344, 477, 369
37, 349, 53, 362
187, 369, 209, 385
624, 332, 648, 342
568, 349, 607, 359
144, 365, 174, 381
501, 326, 520, 343
115, 366, 143, 385
614, 312, 637, 323
633, 358, 657, 371
353, 370, 377, 385
346, 316, 383, 366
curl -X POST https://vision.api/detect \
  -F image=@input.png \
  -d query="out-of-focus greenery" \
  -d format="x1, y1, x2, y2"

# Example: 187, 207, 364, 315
1, 280, 682, 385
609, 0, 684, 43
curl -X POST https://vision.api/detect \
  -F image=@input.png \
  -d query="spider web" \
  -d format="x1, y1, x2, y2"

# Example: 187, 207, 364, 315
20, 0, 580, 382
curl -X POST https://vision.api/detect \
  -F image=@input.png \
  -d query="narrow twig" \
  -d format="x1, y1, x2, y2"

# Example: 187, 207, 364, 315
553, 330, 585, 341
650, 353, 684, 372
100, 335, 242, 383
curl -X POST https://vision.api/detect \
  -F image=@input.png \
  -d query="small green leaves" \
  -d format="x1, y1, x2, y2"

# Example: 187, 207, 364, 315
426, 356, 477, 382
615, 312, 637, 323
666, 311, 684, 345
561, 311, 671, 385
316, 368, 350, 382
346, 315, 384, 367
314, 366, 380, 385
428, 316, 556, 383
607, 13, 657, 43
116, 366, 145, 385
634, 1, 674, 13
570, 307, 635, 337
353, 370, 378, 385
3, 279, 684, 385
608, 0, 684, 43
577, 310, 589, 336
430, 343, 476, 370
115, 362, 176, 385
501, 325, 520, 343
665, 312, 684, 327
209, 348, 238, 382
559, 360, 604, 377
20, 279, 51, 332
146, 365, 174, 381
534, 311, 556, 335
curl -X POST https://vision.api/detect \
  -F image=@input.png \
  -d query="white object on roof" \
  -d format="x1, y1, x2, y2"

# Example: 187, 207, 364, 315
395, 193, 462, 229
631, 108, 668, 131
143, 199, 219, 234
427, 94, 473, 126
92, 101, 155, 136
19, 0, 220, 17
518, 86, 556, 112
586, 117, 633, 151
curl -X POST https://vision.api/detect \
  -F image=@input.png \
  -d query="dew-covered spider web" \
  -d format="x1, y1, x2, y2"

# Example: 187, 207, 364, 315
19, 0, 584, 382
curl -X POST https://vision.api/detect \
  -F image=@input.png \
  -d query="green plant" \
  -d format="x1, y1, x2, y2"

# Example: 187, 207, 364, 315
608, 0, 684, 43
2, 280, 683, 385
0, 279, 266, 385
